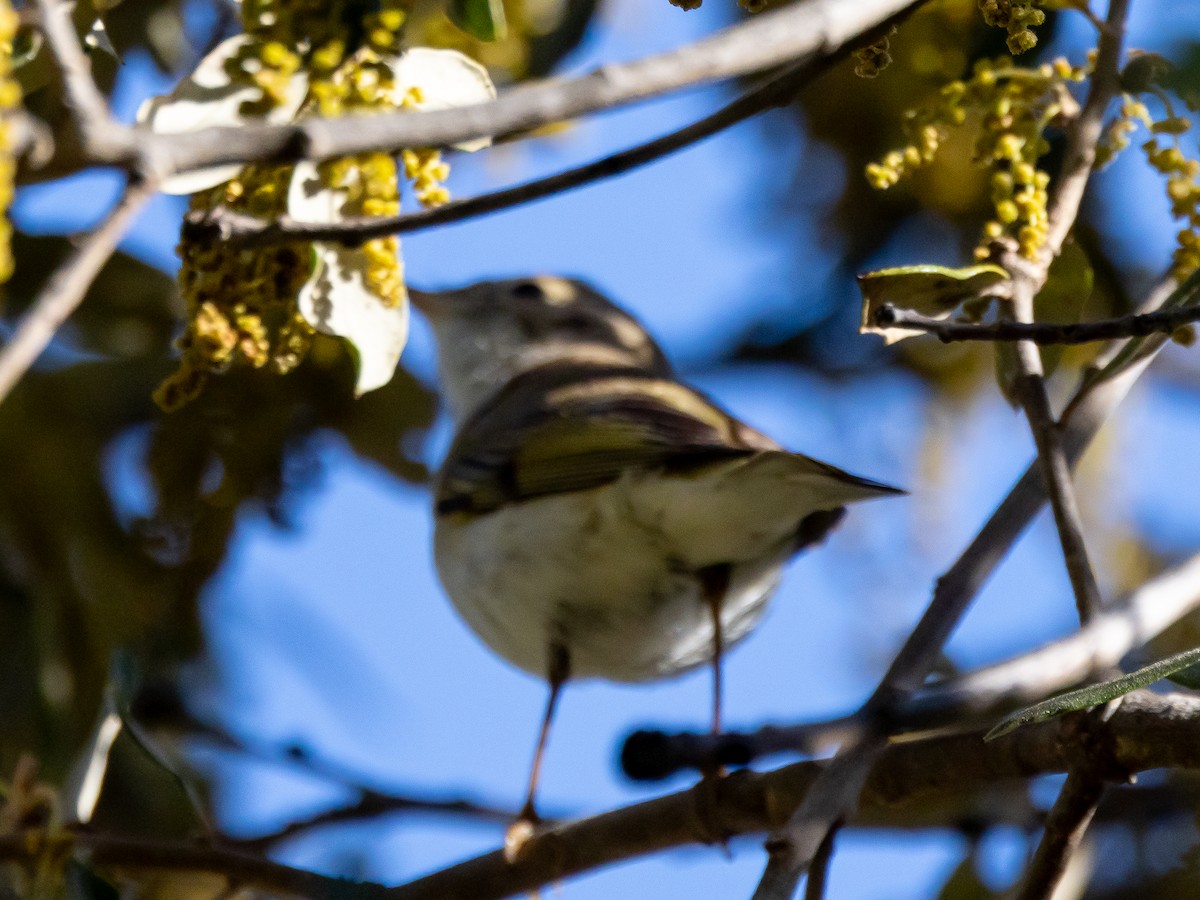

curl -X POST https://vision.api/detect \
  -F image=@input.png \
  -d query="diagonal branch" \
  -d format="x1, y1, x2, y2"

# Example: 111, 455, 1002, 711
1011, 769, 1105, 900
623, 548, 1200, 777
998, 0, 1130, 628
113, 0, 923, 182
186, 62, 819, 247
0, 181, 154, 404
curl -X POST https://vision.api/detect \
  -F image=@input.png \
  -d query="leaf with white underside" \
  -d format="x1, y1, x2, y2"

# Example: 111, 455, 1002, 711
859, 264, 1009, 345
384, 47, 498, 151
137, 35, 308, 194
289, 162, 410, 395
984, 644, 1200, 741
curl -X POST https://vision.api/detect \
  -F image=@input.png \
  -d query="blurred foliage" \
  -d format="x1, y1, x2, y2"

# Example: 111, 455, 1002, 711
0, 0, 586, 833
0, 231, 435, 782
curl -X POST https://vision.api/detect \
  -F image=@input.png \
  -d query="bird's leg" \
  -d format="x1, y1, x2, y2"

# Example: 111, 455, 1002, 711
694, 564, 734, 850
699, 564, 732, 739
506, 642, 570, 863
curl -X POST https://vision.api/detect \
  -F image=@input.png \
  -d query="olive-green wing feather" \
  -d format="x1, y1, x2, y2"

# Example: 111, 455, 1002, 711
436, 365, 775, 515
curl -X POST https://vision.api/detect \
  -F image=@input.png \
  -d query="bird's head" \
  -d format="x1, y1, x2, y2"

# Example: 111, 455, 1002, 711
412, 276, 670, 419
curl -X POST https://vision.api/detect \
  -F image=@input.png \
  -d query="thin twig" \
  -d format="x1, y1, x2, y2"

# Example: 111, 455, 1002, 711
33, 0, 111, 134
225, 790, 517, 853
188, 63, 818, 247
621, 549, 1200, 776
872, 302, 1200, 344
802, 820, 840, 900
1011, 771, 1105, 900
0, 181, 154, 404
146, 712, 531, 842
997, 0, 1130, 628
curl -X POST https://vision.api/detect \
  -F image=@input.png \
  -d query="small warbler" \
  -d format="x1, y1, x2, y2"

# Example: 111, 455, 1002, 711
412, 277, 901, 842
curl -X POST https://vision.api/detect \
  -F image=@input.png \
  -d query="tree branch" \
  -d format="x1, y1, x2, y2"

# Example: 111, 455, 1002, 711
33, 0, 111, 134
997, 0, 1129, 629
1012, 770, 1105, 900
5, 693, 1197, 900
623, 549, 1200, 777
186, 62, 820, 247
105, 0, 922, 183
871, 302, 1200, 344
0, 181, 154, 404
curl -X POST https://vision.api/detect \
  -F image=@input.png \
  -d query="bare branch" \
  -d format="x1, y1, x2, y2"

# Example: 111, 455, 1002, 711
997, 0, 1130, 628
0, 181, 154, 404
802, 821, 839, 900
1012, 770, 1105, 900
119, 0, 921, 182
187, 63, 818, 247
33, 0, 111, 134
5, 693, 1198, 900
871, 302, 1200, 344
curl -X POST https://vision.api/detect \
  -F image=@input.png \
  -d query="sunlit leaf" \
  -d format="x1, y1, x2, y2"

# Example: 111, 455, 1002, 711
137, 35, 309, 194
858, 263, 1009, 345
297, 246, 410, 395
985, 645, 1200, 741
447, 0, 509, 42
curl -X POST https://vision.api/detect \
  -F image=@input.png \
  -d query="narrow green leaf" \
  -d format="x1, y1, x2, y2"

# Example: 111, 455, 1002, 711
447, 0, 509, 41
985, 644, 1200, 741
1079, 266, 1200, 393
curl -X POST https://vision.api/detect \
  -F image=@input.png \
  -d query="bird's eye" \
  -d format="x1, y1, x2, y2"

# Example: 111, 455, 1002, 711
510, 281, 546, 301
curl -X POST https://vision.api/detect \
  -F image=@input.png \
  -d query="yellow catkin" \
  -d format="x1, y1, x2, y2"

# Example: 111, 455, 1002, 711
867, 56, 1089, 261
0, 0, 22, 284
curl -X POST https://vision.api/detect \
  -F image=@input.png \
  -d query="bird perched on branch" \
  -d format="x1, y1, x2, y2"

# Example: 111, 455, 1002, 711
412, 276, 901, 852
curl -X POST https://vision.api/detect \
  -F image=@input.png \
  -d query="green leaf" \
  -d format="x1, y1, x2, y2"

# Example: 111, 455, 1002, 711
858, 263, 1008, 344
985, 644, 1200, 741
994, 243, 1093, 407
935, 856, 995, 900
993, 339, 1022, 408
1034, 241, 1094, 379
446, 0, 509, 41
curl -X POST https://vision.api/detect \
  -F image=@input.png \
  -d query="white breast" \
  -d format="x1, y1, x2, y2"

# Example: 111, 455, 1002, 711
433, 470, 795, 683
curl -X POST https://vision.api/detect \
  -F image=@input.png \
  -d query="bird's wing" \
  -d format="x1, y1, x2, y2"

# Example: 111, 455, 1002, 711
435, 365, 776, 515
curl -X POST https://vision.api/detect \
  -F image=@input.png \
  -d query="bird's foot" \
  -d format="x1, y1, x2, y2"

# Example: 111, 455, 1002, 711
693, 766, 733, 857
504, 802, 541, 863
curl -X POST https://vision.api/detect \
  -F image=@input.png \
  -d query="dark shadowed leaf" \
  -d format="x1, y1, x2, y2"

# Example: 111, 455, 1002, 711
447, 0, 508, 41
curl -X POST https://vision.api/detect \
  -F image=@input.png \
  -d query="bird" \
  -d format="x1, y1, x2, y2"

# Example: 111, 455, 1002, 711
411, 276, 902, 848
